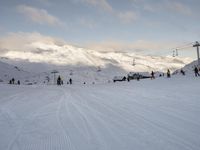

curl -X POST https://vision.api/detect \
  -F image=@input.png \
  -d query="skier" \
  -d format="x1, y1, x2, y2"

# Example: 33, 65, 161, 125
167, 69, 171, 78
11, 78, 15, 84
69, 78, 72, 85
180, 69, 185, 76
194, 67, 199, 77
151, 71, 155, 79
17, 80, 20, 85
123, 76, 126, 81
57, 76, 61, 85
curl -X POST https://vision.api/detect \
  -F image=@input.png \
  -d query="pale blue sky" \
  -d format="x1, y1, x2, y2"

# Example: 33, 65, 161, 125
0, 0, 200, 58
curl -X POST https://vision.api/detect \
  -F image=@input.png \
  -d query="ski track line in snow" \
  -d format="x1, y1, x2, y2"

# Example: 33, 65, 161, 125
68, 90, 144, 149
57, 89, 77, 150
0, 90, 32, 107
58, 88, 119, 150
94, 93, 197, 150
113, 88, 200, 127
67, 90, 113, 150
5, 87, 63, 150
69, 88, 162, 149
118, 88, 200, 132
58, 89, 111, 150
116, 92, 199, 149
74, 87, 198, 150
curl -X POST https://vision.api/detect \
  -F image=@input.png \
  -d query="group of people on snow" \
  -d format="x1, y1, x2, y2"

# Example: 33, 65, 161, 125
9, 78, 20, 85
57, 75, 72, 85
6, 66, 200, 86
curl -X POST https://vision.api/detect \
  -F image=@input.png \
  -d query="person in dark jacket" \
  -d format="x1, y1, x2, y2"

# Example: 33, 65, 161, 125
17, 80, 20, 85
151, 71, 155, 79
69, 78, 72, 85
180, 69, 185, 76
11, 78, 15, 84
167, 69, 171, 78
57, 76, 61, 85
194, 67, 199, 77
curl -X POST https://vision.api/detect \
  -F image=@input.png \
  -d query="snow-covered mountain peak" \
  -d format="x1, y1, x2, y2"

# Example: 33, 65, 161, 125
1, 41, 193, 73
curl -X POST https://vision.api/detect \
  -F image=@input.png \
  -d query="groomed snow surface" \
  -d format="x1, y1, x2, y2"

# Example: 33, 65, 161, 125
0, 76, 200, 150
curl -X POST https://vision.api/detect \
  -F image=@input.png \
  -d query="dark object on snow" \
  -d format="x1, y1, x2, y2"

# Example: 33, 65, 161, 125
83, 82, 86, 84
17, 80, 20, 85
9, 80, 12, 84
151, 71, 155, 79
167, 69, 171, 78
180, 69, 185, 76
11, 78, 15, 84
113, 76, 126, 82
57, 75, 61, 85
127, 72, 150, 81
194, 67, 200, 77
137, 77, 140, 81
69, 78, 72, 85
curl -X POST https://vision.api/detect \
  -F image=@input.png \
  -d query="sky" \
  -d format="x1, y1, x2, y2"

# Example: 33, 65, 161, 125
0, 0, 200, 59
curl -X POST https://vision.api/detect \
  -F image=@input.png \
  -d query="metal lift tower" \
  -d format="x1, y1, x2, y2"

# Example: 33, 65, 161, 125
193, 41, 200, 66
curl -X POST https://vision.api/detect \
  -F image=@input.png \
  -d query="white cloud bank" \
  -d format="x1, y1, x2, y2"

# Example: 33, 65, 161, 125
17, 4, 63, 26
0, 32, 193, 67
75, 0, 138, 24
0, 32, 65, 54
0, 32, 182, 55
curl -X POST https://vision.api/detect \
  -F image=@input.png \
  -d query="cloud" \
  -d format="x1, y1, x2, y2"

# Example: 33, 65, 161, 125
76, 0, 138, 24
118, 11, 138, 23
17, 4, 63, 26
78, 0, 113, 12
0, 32, 178, 55
83, 40, 180, 53
0, 32, 71, 64
0, 32, 65, 54
138, 1, 192, 16
167, 1, 192, 15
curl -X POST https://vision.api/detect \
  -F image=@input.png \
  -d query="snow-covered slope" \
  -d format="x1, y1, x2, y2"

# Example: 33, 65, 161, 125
174, 60, 199, 76
0, 60, 30, 83
0, 76, 200, 150
1, 42, 192, 73
0, 41, 193, 84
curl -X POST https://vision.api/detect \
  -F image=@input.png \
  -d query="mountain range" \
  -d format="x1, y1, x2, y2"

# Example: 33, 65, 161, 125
0, 42, 194, 84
